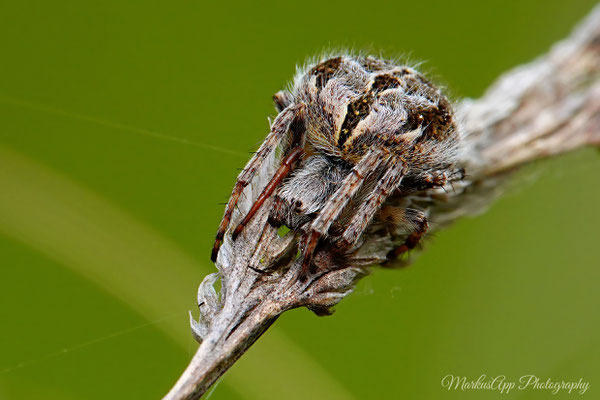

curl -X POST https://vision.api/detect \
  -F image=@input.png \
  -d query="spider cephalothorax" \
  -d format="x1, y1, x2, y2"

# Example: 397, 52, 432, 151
212, 55, 464, 276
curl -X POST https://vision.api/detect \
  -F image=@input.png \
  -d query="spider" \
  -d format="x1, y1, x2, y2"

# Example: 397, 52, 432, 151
211, 55, 464, 277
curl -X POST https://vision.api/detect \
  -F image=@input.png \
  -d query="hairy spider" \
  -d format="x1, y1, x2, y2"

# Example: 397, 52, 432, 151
211, 55, 464, 276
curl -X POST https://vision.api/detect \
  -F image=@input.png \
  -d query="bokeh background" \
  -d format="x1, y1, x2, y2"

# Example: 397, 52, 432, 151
1, 1, 599, 399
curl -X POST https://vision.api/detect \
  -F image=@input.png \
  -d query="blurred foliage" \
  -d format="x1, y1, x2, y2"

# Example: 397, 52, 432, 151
0, 1, 598, 399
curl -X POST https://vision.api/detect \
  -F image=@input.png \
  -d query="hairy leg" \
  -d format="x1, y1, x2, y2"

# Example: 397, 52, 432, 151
300, 149, 387, 276
386, 208, 429, 260
273, 90, 294, 112
337, 158, 407, 249
232, 146, 304, 240
267, 195, 288, 227
211, 104, 304, 262
400, 168, 465, 193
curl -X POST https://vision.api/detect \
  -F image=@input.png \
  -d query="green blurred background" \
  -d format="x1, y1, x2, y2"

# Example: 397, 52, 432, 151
1, 1, 598, 399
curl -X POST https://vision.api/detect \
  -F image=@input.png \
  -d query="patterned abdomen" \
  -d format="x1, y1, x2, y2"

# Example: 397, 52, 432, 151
293, 55, 458, 168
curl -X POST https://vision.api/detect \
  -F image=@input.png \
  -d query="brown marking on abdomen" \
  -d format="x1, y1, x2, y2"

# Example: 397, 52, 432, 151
311, 57, 343, 89
337, 74, 401, 148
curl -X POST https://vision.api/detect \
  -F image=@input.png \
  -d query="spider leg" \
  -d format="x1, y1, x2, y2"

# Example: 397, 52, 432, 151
231, 146, 304, 240
337, 158, 407, 249
273, 90, 294, 112
386, 209, 429, 260
400, 168, 465, 193
211, 104, 304, 262
300, 149, 387, 276
267, 195, 287, 227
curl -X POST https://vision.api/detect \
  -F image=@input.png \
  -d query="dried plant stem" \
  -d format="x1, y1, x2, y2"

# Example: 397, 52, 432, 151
164, 6, 600, 400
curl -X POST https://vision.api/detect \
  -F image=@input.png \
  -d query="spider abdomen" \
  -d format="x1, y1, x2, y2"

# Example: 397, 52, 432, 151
292, 55, 460, 170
